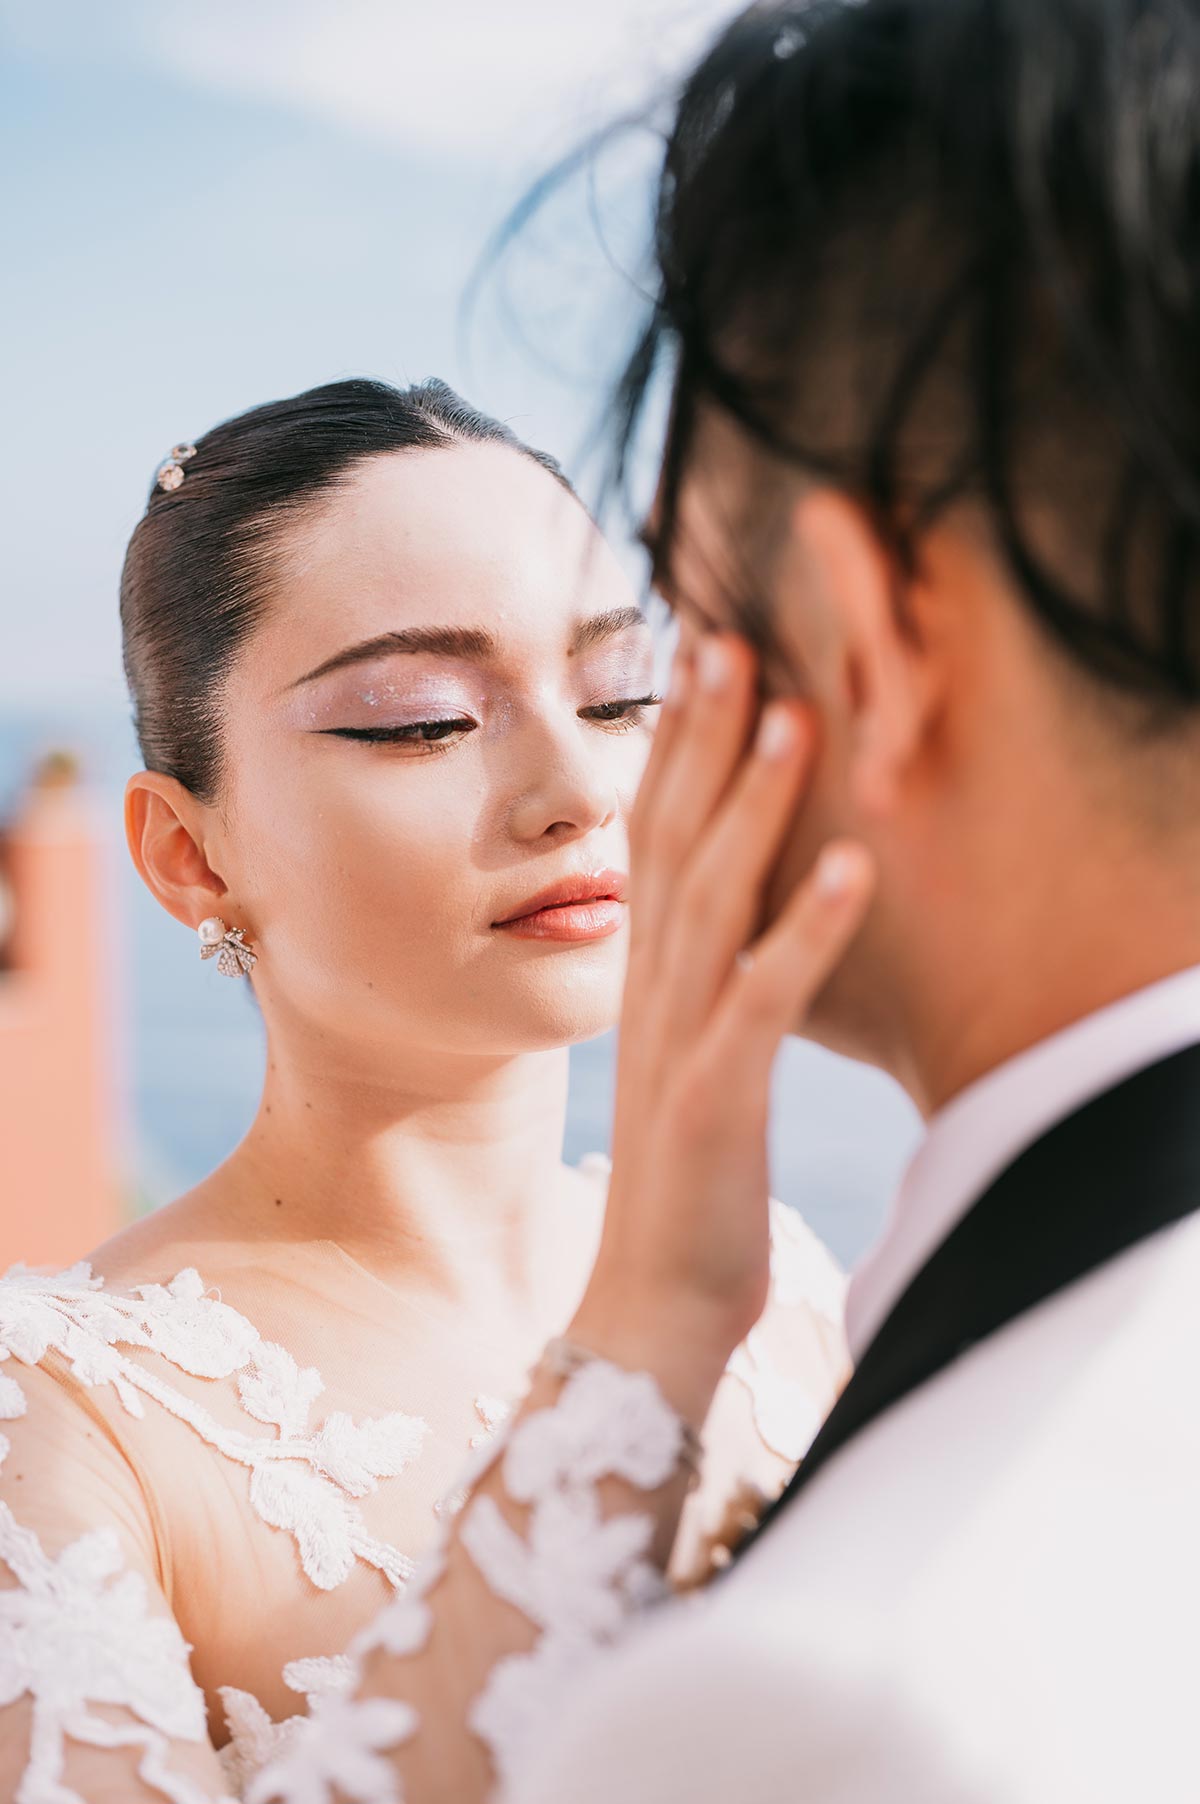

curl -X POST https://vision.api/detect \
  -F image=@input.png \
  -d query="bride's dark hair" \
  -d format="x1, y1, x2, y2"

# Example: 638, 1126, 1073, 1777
608, 0, 1200, 715
121, 377, 572, 800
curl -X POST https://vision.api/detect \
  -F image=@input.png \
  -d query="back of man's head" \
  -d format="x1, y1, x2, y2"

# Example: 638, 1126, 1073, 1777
620, 0, 1200, 723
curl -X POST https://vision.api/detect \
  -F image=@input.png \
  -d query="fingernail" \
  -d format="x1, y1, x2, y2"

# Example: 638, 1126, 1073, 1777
816, 846, 858, 901
698, 636, 730, 694
755, 704, 798, 762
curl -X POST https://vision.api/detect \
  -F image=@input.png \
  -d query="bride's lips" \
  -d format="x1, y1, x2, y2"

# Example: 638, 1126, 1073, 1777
491, 870, 629, 943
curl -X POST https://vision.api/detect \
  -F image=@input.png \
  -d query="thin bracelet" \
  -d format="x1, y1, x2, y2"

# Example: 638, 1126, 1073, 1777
540, 1336, 705, 1489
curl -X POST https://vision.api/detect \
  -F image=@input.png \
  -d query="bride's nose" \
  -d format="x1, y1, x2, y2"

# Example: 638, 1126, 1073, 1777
505, 715, 619, 844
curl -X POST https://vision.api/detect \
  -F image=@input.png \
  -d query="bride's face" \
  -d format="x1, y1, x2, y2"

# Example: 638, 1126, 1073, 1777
216, 443, 658, 1059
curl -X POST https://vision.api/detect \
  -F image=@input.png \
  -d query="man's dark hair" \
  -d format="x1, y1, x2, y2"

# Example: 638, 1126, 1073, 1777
121, 377, 572, 801
612, 0, 1200, 711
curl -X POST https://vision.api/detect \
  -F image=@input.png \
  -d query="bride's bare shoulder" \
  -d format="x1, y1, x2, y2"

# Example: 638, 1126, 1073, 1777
82, 1173, 245, 1289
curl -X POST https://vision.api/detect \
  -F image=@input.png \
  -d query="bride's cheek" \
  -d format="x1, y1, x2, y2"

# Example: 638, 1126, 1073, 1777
620, 729, 657, 817
293, 779, 472, 983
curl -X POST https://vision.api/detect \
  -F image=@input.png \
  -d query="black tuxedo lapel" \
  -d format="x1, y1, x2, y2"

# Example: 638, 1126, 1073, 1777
737, 1039, 1200, 1560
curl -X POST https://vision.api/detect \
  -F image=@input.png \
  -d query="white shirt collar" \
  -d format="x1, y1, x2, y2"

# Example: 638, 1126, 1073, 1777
844, 963, 1200, 1362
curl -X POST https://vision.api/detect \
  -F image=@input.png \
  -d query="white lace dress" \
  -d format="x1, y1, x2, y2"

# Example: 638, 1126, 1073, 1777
0, 1176, 845, 1804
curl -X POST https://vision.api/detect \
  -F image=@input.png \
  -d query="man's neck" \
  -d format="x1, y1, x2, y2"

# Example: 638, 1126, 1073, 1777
845, 953, 1200, 1364
900, 864, 1200, 1118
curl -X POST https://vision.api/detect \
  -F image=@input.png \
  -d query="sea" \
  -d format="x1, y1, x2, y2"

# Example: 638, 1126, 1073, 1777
1, 708, 921, 1272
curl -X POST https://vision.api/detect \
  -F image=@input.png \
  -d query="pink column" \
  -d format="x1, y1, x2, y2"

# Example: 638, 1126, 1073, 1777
0, 756, 123, 1269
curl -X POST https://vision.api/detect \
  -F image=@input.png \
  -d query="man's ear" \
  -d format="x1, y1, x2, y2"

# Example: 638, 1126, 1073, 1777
125, 771, 230, 931
787, 488, 937, 817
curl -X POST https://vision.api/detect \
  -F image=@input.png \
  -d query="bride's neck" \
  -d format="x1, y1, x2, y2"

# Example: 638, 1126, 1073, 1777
215, 1035, 577, 1309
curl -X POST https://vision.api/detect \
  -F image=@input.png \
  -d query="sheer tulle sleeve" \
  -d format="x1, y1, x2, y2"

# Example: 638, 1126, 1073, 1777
0, 1355, 233, 1803
247, 1207, 848, 1804
248, 1353, 719, 1804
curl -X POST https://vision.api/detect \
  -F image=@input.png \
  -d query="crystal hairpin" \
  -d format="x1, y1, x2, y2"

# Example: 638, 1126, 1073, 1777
156, 442, 198, 493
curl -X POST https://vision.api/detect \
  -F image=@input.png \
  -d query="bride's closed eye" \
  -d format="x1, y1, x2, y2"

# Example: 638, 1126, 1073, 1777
319, 717, 478, 751
318, 694, 663, 755
582, 694, 663, 733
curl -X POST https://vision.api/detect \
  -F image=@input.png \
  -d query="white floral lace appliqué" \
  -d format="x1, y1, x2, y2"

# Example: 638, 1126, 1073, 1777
767, 1198, 847, 1322
249, 1359, 688, 1804
459, 1359, 681, 1799
219, 1653, 357, 1799
433, 1395, 514, 1522
0, 1262, 427, 1598
241, 1559, 443, 1804
718, 1201, 846, 1464
724, 1329, 824, 1463
0, 1396, 230, 1804
242, 1693, 418, 1804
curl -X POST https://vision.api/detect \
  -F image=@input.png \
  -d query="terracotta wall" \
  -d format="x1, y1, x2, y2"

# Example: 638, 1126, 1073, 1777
0, 761, 123, 1269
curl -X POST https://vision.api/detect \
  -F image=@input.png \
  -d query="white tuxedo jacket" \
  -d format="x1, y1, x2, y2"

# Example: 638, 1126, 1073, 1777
523, 1038, 1200, 1803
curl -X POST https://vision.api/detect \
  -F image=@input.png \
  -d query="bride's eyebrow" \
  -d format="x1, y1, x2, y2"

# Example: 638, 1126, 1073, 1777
288, 625, 496, 689
569, 605, 649, 653
288, 608, 649, 690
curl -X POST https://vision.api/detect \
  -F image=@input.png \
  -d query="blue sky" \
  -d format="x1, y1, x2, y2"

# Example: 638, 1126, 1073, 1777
0, 1, 732, 714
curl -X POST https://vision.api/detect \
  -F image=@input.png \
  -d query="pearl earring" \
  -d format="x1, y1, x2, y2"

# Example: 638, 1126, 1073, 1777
197, 916, 257, 979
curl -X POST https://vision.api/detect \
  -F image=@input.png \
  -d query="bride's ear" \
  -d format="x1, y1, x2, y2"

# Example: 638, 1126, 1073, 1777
786, 488, 938, 818
124, 771, 229, 931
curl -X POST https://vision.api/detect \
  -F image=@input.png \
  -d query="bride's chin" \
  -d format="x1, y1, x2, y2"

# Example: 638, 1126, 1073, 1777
490, 957, 625, 1049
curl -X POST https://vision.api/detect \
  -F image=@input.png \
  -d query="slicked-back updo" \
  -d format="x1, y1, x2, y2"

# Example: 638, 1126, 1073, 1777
121, 377, 572, 801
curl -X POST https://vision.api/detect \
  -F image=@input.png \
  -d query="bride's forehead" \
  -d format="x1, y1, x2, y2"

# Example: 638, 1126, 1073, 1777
266, 452, 632, 654
237, 508, 643, 707
317, 442, 588, 558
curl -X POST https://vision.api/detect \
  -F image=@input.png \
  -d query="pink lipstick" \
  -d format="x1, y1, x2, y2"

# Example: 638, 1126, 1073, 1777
492, 870, 628, 943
